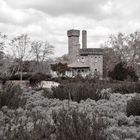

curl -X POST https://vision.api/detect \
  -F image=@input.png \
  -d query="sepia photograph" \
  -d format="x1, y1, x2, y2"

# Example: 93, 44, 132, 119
0, 0, 140, 139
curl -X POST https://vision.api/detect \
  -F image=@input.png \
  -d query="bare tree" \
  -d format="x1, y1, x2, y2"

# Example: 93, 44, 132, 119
0, 32, 7, 51
105, 32, 140, 66
10, 34, 31, 81
55, 54, 69, 63
0, 33, 9, 77
31, 40, 54, 73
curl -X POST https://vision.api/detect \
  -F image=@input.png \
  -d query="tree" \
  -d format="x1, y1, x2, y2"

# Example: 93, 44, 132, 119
51, 63, 68, 76
103, 47, 120, 77
31, 40, 54, 73
109, 61, 138, 81
55, 54, 69, 63
0, 33, 10, 77
103, 31, 140, 78
105, 32, 140, 67
10, 34, 31, 81
0, 32, 7, 51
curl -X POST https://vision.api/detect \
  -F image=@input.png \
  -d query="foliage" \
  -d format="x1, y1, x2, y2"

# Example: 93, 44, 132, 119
112, 82, 140, 94
103, 32, 140, 78
50, 82, 105, 102
127, 94, 140, 116
52, 107, 106, 140
29, 73, 51, 88
109, 61, 138, 81
9, 73, 32, 80
56, 54, 69, 63
0, 32, 7, 51
5, 115, 55, 140
103, 47, 120, 77
1, 87, 140, 139
0, 83, 26, 109
51, 62, 69, 76
3, 107, 106, 140
104, 32, 140, 66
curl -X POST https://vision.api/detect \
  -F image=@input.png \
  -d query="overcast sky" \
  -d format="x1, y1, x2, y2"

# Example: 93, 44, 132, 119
1, 0, 140, 56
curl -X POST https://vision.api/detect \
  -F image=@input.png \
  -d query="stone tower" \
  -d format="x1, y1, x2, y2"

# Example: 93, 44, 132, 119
67, 29, 80, 63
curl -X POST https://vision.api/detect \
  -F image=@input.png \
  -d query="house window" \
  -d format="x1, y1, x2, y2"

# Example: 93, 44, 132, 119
94, 69, 98, 76
81, 57, 85, 63
78, 69, 80, 73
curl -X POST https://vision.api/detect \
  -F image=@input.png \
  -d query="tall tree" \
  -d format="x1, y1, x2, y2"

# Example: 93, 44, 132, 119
103, 47, 120, 77
10, 34, 31, 81
105, 32, 140, 66
103, 31, 140, 76
31, 40, 54, 73
0, 33, 9, 77
0, 32, 7, 52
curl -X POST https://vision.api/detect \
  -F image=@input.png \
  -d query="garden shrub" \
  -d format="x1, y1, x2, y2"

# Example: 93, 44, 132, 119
4, 117, 55, 140
42, 88, 53, 98
127, 94, 140, 116
29, 73, 50, 88
51, 81, 103, 102
3, 107, 106, 140
112, 82, 140, 94
0, 82, 25, 109
109, 61, 138, 81
99, 88, 111, 100
9, 73, 32, 80
52, 107, 106, 140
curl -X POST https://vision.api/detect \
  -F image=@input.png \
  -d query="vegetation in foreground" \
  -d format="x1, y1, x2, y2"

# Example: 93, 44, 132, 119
0, 81, 140, 139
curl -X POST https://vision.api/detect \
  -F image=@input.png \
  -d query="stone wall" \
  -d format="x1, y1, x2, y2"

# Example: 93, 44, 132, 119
79, 54, 103, 77
67, 30, 80, 63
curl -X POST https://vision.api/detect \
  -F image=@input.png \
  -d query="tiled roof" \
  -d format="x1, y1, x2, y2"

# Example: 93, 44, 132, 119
79, 48, 103, 55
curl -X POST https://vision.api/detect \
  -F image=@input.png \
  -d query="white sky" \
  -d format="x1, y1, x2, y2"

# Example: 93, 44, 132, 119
1, 0, 140, 56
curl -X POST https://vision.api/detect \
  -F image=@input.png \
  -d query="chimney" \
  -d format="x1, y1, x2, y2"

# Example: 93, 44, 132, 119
82, 30, 87, 49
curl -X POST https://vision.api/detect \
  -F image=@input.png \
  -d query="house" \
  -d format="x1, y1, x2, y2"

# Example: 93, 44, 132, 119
66, 29, 103, 78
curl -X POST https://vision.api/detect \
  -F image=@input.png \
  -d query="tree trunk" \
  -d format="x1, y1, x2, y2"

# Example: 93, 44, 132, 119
20, 60, 23, 81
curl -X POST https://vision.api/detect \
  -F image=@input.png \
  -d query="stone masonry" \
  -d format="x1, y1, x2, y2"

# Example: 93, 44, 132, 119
67, 29, 104, 77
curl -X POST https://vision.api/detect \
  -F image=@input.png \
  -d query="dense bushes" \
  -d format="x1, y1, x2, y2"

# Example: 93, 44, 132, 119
5, 107, 106, 140
29, 73, 51, 88
49, 82, 108, 102
127, 94, 140, 116
5, 117, 55, 140
0, 83, 26, 109
46, 80, 140, 102
112, 82, 140, 94
109, 61, 138, 81
52, 107, 106, 140
9, 73, 32, 80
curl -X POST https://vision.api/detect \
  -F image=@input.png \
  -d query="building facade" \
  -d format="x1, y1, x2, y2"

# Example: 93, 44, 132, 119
67, 29, 104, 78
